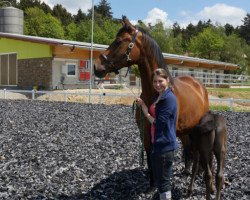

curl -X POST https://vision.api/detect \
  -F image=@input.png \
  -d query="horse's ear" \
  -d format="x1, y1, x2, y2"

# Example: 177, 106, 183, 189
122, 15, 134, 32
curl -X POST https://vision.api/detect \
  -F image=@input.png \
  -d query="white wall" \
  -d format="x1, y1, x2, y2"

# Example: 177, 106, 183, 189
52, 58, 79, 89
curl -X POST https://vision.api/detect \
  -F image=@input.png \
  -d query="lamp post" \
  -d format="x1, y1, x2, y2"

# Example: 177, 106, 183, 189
89, 0, 94, 103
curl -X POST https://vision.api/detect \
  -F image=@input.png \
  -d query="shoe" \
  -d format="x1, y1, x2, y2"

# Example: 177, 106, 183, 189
160, 191, 171, 200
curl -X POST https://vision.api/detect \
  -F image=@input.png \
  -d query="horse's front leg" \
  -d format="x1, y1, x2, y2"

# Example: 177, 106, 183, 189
146, 150, 154, 188
179, 134, 193, 174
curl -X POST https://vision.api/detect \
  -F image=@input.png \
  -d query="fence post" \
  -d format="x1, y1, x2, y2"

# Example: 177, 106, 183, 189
4, 88, 6, 99
64, 93, 67, 102
99, 93, 105, 104
32, 89, 35, 100
230, 97, 233, 111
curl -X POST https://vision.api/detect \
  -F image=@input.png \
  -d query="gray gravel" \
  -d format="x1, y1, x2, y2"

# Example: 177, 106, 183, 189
0, 100, 249, 200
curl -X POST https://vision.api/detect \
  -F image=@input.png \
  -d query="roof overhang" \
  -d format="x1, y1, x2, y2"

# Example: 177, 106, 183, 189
0, 32, 240, 70
163, 53, 239, 70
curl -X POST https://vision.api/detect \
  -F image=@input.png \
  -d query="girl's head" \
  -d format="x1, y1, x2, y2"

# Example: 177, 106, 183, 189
152, 68, 170, 94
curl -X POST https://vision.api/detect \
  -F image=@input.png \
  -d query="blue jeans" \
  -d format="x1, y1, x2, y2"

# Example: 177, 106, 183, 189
151, 150, 175, 193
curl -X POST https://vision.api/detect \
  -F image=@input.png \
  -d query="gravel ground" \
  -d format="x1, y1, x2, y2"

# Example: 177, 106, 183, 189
0, 100, 249, 200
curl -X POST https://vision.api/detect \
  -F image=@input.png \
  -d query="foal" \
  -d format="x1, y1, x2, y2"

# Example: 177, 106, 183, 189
188, 111, 227, 200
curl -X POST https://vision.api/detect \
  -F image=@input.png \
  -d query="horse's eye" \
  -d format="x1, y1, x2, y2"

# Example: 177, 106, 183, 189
115, 39, 122, 45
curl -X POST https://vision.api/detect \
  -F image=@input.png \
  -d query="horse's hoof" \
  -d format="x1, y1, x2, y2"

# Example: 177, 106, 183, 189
210, 185, 216, 194
187, 189, 192, 198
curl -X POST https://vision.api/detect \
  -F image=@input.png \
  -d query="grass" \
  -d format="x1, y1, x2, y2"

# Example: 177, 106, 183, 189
209, 104, 250, 112
207, 87, 250, 111
207, 88, 250, 99
209, 105, 231, 111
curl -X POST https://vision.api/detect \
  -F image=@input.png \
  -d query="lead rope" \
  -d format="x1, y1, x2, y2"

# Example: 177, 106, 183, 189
132, 100, 145, 166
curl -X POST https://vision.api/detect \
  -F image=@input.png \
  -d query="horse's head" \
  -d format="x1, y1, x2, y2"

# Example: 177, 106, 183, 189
94, 16, 141, 78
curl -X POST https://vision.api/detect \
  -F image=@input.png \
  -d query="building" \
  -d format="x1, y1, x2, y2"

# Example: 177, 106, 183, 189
0, 31, 241, 90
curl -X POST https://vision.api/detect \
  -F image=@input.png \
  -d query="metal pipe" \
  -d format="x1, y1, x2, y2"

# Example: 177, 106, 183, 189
89, 0, 95, 103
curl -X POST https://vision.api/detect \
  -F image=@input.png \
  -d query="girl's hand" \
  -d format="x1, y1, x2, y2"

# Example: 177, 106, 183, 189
136, 98, 148, 115
136, 98, 145, 107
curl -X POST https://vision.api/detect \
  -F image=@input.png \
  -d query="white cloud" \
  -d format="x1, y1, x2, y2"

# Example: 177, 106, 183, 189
197, 3, 246, 27
143, 8, 172, 28
42, 0, 92, 14
179, 3, 247, 28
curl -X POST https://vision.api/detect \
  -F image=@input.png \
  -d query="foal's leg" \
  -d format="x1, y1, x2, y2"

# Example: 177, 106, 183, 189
187, 151, 199, 197
209, 154, 216, 194
203, 159, 213, 200
200, 150, 213, 200
214, 136, 227, 200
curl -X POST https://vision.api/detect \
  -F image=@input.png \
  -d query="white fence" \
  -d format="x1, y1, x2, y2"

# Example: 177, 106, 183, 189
171, 70, 248, 86
116, 69, 249, 88
1, 89, 249, 112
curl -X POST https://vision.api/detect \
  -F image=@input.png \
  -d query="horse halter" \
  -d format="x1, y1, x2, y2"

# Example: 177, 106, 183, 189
101, 29, 139, 75
125, 29, 139, 62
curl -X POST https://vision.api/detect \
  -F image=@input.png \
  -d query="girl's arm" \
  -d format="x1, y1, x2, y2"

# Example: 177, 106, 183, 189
136, 98, 155, 124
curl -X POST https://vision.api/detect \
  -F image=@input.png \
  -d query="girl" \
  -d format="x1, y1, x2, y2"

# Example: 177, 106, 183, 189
136, 68, 178, 200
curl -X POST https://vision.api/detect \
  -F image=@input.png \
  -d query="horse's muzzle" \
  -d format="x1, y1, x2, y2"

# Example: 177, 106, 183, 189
94, 64, 107, 78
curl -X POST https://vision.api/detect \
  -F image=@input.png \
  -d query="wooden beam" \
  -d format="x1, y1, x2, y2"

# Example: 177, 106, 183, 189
165, 59, 183, 65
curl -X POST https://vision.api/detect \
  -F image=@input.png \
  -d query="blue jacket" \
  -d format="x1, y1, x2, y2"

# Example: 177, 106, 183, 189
152, 87, 178, 154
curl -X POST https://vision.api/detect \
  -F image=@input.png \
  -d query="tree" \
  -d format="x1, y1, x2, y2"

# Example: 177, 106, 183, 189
172, 22, 181, 37
74, 9, 87, 24
168, 33, 184, 54
150, 22, 171, 53
40, 2, 52, 14
188, 27, 224, 60
24, 7, 64, 39
239, 13, 250, 45
136, 20, 151, 34
95, 0, 113, 19
1, 0, 17, 7
75, 19, 92, 42
52, 4, 73, 26
99, 19, 121, 44
195, 20, 207, 35
220, 34, 248, 74
224, 23, 234, 36
65, 22, 78, 41
17, 0, 41, 11
182, 23, 196, 50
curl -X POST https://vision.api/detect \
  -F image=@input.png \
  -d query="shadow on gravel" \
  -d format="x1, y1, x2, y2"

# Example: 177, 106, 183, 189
69, 168, 156, 200
40, 168, 183, 200
31, 168, 161, 200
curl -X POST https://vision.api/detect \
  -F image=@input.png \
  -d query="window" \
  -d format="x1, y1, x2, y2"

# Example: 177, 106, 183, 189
62, 63, 77, 77
67, 64, 76, 76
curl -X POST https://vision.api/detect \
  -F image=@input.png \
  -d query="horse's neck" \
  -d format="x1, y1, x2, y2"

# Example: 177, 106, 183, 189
138, 62, 156, 105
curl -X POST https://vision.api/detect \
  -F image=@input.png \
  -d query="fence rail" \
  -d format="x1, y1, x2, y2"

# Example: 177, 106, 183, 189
1, 89, 249, 112
170, 70, 249, 86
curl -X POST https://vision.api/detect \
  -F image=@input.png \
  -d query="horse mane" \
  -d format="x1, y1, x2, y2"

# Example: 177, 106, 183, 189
136, 27, 173, 83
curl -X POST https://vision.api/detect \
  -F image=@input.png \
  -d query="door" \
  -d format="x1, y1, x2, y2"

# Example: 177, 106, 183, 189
0, 53, 17, 85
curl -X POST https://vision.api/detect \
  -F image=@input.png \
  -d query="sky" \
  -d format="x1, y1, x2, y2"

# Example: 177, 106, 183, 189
38, 0, 250, 27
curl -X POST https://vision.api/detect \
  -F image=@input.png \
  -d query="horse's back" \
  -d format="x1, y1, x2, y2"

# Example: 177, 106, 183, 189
173, 75, 209, 133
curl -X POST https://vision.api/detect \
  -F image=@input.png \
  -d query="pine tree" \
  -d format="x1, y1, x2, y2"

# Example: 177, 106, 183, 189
239, 13, 250, 45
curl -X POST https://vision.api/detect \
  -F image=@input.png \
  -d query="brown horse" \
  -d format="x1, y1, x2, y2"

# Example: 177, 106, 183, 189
188, 111, 227, 200
94, 16, 209, 187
